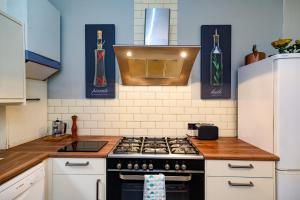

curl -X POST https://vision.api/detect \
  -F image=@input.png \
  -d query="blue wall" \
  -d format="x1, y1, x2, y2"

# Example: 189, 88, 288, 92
178, 0, 283, 98
48, 0, 283, 99
48, 0, 134, 98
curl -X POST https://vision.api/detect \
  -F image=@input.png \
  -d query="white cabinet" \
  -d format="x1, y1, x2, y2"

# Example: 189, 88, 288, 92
53, 175, 105, 200
50, 158, 106, 200
0, 10, 25, 103
0, 162, 45, 200
6, 0, 60, 62
205, 160, 275, 200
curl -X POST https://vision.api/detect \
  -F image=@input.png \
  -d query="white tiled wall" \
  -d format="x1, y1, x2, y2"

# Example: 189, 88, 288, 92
47, 0, 237, 137
48, 89, 237, 137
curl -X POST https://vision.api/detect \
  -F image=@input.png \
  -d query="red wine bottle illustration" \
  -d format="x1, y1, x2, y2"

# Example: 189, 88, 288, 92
210, 29, 223, 86
93, 30, 107, 88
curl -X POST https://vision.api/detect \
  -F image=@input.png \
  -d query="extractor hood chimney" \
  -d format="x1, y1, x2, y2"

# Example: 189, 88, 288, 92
114, 8, 200, 86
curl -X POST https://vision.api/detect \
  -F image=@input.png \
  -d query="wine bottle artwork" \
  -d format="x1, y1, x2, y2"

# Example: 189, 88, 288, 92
93, 30, 107, 88
210, 29, 223, 87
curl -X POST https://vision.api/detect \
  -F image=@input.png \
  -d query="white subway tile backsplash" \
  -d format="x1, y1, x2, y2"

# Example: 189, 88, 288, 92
83, 107, 98, 113
104, 129, 119, 136
148, 100, 162, 106
134, 114, 148, 121
127, 106, 141, 114
105, 100, 120, 107
91, 114, 105, 121
148, 114, 163, 121
105, 114, 119, 121
76, 114, 91, 121
91, 129, 105, 135
112, 121, 127, 128
148, 128, 163, 136
90, 100, 105, 106
134, 128, 148, 136
78, 129, 91, 135
48, 106, 55, 113
120, 129, 134, 136
48, 99, 61, 107
155, 107, 170, 114
156, 121, 169, 128
98, 121, 111, 128
120, 100, 134, 106
176, 114, 191, 121
127, 121, 141, 128
69, 106, 84, 114
141, 121, 155, 128
48, 113, 61, 121
141, 107, 155, 114
76, 99, 91, 107
84, 121, 98, 128
120, 114, 134, 121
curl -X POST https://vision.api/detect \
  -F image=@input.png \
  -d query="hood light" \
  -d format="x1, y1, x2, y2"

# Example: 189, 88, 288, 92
180, 51, 187, 58
126, 51, 132, 57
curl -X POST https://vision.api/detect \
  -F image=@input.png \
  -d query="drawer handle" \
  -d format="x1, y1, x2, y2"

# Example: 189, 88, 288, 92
228, 181, 254, 187
65, 161, 89, 166
228, 163, 254, 169
96, 179, 101, 200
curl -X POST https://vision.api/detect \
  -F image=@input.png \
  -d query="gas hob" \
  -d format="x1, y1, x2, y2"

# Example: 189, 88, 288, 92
108, 137, 203, 159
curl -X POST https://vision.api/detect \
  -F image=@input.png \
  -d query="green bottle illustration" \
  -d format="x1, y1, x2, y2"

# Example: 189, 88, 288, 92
210, 29, 223, 86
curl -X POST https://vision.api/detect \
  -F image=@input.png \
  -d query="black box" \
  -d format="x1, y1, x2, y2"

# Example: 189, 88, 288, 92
197, 125, 219, 140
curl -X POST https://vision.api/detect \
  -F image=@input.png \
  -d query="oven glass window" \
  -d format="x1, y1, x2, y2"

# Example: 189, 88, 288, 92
121, 181, 190, 200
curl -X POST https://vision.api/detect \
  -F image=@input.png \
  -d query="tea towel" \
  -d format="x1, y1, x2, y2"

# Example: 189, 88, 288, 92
143, 174, 166, 200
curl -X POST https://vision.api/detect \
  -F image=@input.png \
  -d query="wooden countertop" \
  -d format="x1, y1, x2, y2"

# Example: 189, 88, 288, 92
0, 136, 121, 185
190, 137, 279, 161
0, 136, 279, 185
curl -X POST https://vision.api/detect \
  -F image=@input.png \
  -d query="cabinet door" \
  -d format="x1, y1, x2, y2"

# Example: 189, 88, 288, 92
0, 12, 25, 101
206, 177, 274, 200
27, 0, 60, 61
53, 174, 105, 200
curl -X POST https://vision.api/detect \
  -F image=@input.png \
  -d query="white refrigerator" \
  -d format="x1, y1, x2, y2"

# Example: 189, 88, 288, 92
238, 53, 300, 200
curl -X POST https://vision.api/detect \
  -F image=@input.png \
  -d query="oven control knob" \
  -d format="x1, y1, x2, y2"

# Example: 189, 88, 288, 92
134, 163, 139, 170
127, 162, 133, 170
165, 163, 170, 170
116, 163, 122, 170
148, 163, 154, 170
181, 164, 187, 171
175, 162, 180, 170
142, 163, 147, 170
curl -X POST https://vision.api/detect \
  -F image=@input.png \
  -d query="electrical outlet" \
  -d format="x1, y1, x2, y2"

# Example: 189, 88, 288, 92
188, 123, 197, 130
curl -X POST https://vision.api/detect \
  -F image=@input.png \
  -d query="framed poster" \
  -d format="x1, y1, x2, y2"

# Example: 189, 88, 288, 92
201, 25, 231, 99
85, 24, 115, 98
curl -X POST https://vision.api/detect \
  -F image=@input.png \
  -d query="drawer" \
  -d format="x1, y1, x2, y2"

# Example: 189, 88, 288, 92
206, 177, 274, 200
53, 158, 106, 175
206, 160, 274, 177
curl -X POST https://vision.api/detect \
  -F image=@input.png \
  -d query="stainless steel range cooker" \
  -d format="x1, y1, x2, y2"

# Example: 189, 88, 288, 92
107, 137, 205, 200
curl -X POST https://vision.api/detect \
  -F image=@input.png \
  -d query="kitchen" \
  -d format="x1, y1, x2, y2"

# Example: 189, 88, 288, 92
0, 0, 299, 199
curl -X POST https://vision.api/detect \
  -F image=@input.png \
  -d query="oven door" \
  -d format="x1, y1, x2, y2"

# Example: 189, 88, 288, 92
107, 171, 204, 200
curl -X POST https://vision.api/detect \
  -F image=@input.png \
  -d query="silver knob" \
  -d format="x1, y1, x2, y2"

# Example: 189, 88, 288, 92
181, 164, 187, 171
148, 163, 154, 170
116, 163, 122, 169
134, 163, 139, 170
175, 162, 180, 170
165, 163, 170, 170
127, 162, 133, 169
142, 163, 147, 170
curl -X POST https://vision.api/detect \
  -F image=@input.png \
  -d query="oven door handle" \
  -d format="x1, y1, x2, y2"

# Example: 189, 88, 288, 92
119, 174, 192, 182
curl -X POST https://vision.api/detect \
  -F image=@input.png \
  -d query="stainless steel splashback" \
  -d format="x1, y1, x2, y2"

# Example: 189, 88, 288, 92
144, 8, 170, 45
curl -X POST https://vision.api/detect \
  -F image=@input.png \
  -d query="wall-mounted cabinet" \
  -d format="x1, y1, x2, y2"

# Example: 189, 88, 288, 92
6, 0, 61, 80
0, 10, 26, 103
